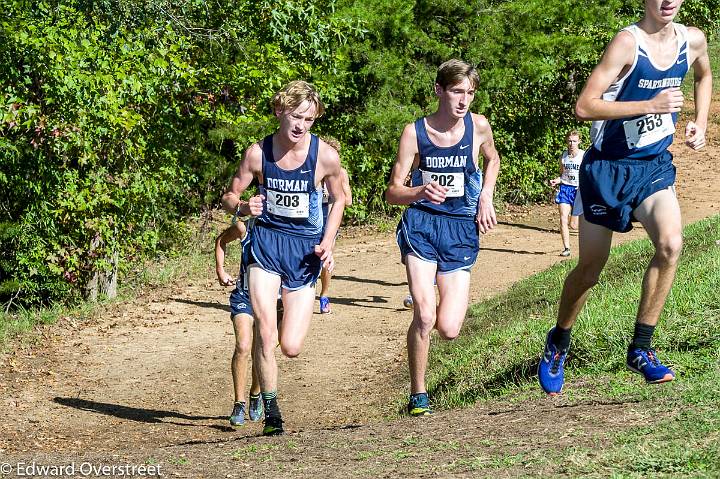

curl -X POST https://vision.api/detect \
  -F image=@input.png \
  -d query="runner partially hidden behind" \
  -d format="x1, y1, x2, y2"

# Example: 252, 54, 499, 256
318, 136, 353, 314
215, 218, 262, 426
222, 80, 346, 435
549, 130, 584, 257
538, 0, 712, 395
386, 59, 501, 416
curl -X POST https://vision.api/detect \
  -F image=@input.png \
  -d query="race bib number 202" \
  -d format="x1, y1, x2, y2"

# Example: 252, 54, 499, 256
623, 113, 675, 150
266, 190, 310, 218
421, 170, 464, 198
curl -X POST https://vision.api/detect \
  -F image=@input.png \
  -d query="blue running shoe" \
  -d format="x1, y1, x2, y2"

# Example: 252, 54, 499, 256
538, 328, 569, 395
626, 347, 675, 383
229, 402, 245, 427
407, 392, 433, 416
248, 394, 263, 422
262, 415, 284, 436
319, 296, 331, 314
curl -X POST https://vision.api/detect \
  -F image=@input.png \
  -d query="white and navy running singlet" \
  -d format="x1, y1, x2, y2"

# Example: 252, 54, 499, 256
560, 149, 584, 187
590, 23, 689, 160
409, 113, 482, 217
257, 134, 324, 237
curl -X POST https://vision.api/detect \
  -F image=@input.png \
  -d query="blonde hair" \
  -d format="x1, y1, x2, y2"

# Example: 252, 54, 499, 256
271, 80, 325, 118
566, 130, 581, 140
320, 135, 341, 152
435, 59, 479, 90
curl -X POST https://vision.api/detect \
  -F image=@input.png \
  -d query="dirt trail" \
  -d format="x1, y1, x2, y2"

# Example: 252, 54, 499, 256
1, 106, 718, 477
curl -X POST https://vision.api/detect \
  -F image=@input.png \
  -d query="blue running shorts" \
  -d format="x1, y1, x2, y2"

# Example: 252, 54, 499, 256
229, 286, 253, 318
250, 224, 322, 290
579, 148, 676, 233
555, 184, 578, 206
396, 206, 479, 274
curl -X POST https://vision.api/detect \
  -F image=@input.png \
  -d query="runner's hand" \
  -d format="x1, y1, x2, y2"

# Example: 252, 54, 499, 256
217, 271, 235, 286
476, 194, 497, 234
324, 252, 335, 273
248, 194, 265, 216
651, 87, 683, 113
685, 121, 706, 150
420, 181, 447, 204
315, 242, 333, 261
549, 178, 560, 187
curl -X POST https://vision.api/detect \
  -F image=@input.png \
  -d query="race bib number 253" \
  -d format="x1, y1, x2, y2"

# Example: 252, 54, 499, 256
623, 113, 675, 150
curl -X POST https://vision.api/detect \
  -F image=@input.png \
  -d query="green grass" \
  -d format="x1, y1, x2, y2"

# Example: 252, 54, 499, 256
424, 215, 720, 476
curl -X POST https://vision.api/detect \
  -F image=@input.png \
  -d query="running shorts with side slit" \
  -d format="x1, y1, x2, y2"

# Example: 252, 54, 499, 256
555, 184, 578, 206
249, 224, 322, 290
396, 206, 479, 274
229, 233, 253, 319
578, 148, 676, 233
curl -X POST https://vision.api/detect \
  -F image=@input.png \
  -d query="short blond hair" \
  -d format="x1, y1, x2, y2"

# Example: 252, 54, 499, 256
271, 80, 325, 118
320, 135, 341, 152
566, 130, 581, 140
435, 59, 479, 90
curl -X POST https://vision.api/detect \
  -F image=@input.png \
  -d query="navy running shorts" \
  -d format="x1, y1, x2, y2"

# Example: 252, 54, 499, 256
250, 224, 322, 290
396, 206, 479, 273
555, 184, 578, 206
229, 286, 253, 318
578, 148, 676, 233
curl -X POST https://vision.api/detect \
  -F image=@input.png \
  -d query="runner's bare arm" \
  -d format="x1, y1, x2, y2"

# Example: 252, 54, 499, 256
474, 114, 500, 234
221, 144, 264, 216
317, 143, 345, 261
685, 27, 712, 150
550, 157, 563, 187
340, 168, 353, 206
215, 222, 246, 286
575, 31, 684, 121
385, 123, 447, 205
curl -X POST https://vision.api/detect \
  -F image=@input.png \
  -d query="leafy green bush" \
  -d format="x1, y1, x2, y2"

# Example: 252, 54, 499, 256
1, 0, 717, 307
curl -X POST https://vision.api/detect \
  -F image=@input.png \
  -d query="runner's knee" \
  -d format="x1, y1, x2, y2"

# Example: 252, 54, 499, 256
280, 341, 302, 358
234, 336, 252, 358
655, 234, 683, 264
411, 310, 436, 337
572, 263, 603, 289
436, 321, 461, 340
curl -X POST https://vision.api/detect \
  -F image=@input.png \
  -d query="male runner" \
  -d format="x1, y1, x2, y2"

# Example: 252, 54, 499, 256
222, 81, 346, 435
549, 130, 584, 257
386, 59, 501, 416
318, 140, 352, 314
215, 218, 262, 426
538, 0, 712, 395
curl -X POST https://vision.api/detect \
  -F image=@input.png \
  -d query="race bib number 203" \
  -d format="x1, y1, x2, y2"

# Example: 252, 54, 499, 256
266, 190, 310, 218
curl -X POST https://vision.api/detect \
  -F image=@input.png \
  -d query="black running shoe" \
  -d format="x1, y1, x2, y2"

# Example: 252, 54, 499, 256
262, 415, 284, 436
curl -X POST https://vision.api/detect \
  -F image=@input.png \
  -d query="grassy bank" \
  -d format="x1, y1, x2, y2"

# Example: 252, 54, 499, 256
425, 215, 720, 475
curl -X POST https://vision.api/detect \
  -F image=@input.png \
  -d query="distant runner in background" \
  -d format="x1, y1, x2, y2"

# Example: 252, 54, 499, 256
549, 130, 584, 257
318, 136, 353, 314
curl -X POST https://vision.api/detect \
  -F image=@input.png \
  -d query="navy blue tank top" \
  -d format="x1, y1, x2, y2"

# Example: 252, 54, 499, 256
257, 134, 323, 237
591, 23, 689, 159
409, 113, 482, 217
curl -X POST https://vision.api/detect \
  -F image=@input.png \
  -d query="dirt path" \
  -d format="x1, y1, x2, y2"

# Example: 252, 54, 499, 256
1, 106, 718, 476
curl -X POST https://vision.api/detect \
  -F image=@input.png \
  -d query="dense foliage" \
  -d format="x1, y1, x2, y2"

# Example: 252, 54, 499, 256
1, 0, 717, 306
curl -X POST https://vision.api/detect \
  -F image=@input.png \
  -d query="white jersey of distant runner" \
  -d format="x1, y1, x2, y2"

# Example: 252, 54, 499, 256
560, 149, 584, 187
